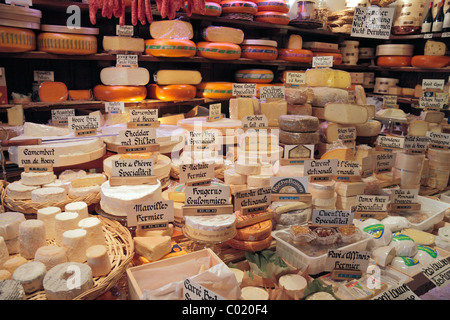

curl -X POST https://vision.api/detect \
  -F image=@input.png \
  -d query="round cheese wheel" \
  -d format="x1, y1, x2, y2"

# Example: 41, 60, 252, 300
241, 45, 278, 60
0, 26, 35, 53
149, 20, 194, 40
93, 85, 147, 102
278, 49, 313, 63
234, 220, 272, 241
148, 84, 196, 101
254, 11, 290, 25
411, 55, 450, 68
376, 44, 414, 56
313, 52, 343, 65
144, 39, 196, 58
235, 69, 274, 84
68, 90, 92, 101
183, 1, 222, 16
226, 235, 273, 252
38, 82, 68, 103
37, 32, 97, 55
196, 82, 234, 99
377, 56, 412, 67
100, 67, 150, 86
241, 286, 269, 300
196, 42, 241, 60
255, 0, 289, 13
221, 0, 258, 15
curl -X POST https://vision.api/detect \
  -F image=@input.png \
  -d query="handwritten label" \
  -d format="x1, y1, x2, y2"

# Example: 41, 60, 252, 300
117, 128, 157, 146
312, 56, 334, 68
17, 146, 59, 167
129, 109, 158, 123
33, 70, 54, 82
355, 195, 390, 212
383, 95, 398, 107
311, 209, 354, 226
232, 83, 256, 97
241, 115, 269, 129
51, 109, 75, 122
351, 6, 395, 39
285, 72, 306, 85
111, 158, 154, 178
105, 101, 125, 113
373, 284, 420, 300
116, 25, 134, 37
338, 127, 357, 141
422, 79, 445, 91
392, 189, 418, 204
375, 153, 396, 172
116, 54, 138, 68
259, 86, 286, 100
185, 130, 219, 146
234, 187, 272, 211
421, 258, 450, 288
426, 131, 450, 148
337, 161, 360, 176
325, 250, 371, 272
184, 185, 230, 206
404, 136, 430, 153
419, 93, 448, 109
304, 159, 339, 176
68, 115, 100, 131
127, 200, 174, 228
183, 278, 226, 301
377, 136, 405, 149
179, 163, 215, 184
208, 103, 222, 121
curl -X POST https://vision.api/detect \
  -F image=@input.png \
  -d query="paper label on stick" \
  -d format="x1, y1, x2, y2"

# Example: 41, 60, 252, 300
350, 6, 395, 40
234, 187, 272, 211
421, 258, 450, 289
129, 109, 158, 123
377, 136, 405, 150
116, 25, 134, 37
259, 86, 285, 100
17, 146, 60, 167
304, 159, 338, 176
311, 209, 354, 227
285, 72, 305, 85
325, 250, 371, 272
127, 200, 174, 228
337, 161, 360, 177
179, 163, 215, 184
241, 115, 269, 129
117, 128, 157, 146
51, 109, 75, 122
313, 56, 333, 68
427, 131, 450, 148
68, 115, 100, 132
355, 195, 390, 212
183, 278, 226, 301
111, 158, 154, 177
105, 101, 125, 114
270, 177, 309, 195
116, 54, 138, 68
391, 189, 418, 204
184, 185, 230, 206
373, 284, 421, 300
232, 83, 257, 97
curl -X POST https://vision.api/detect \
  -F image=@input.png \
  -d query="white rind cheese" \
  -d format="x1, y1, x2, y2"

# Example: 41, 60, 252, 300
65, 202, 89, 220
12, 261, 47, 294
55, 211, 80, 246
21, 171, 56, 186
31, 187, 67, 203
0, 212, 26, 241
86, 245, 111, 277
34, 246, 68, 271
0, 236, 9, 267
6, 181, 40, 200
37, 207, 61, 240
62, 229, 88, 263
18, 219, 46, 259
78, 217, 106, 247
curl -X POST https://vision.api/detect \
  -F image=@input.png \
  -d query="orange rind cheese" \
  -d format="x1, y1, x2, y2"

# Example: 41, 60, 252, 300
0, 26, 36, 53
254, 11, 290, 25
278, 49, 313, 63
196, 82, 235, 99
38, 82, 68, 103
221, 0, 258, 15
93, 85, 147, 102
196, 41, 241, 60
148, 84, 197, 101
37, 32, 97, 55
144, 39, 196, 58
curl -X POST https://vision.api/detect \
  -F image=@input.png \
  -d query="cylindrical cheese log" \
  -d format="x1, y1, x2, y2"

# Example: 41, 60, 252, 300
278, 115, 319, 133
65, 202, 89, 220
43, 262, 94, 300
12, 261, 47, 294
279, 130, 319, 145
37, 207, 61, 240
18, 220, 46, 259
55, 212, 80, 246
100, 67, 150, 86
86, 245, 111, 277
224, 169, 247, 185
34, 245, 68, 271
395, 152, 425, 172
77, 217, 106, 247
0, 212, 26, 241
62, 229, 88, 263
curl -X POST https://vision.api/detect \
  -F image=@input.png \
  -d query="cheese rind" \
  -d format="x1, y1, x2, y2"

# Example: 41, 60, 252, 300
278, 115, 319, 133
21, 171, 56, 186
37, 207, 61, 240
19, 220, 47, 259
34, 246, 68, 271
0, 212, 26, 241
100, 67, 150, 86
324, 104, 369, 125
31, 187, 67, 204
12, 261, 47, 294
355, 120, 382, 137
102, 36, 145, 53
55, 211, 80, 246
311, 87, 349, 107
78, 217, 106, 247
149, 20, 194, 39
62, 229, 88, 263
279, 130, 319, 145
154, 70, 202, 85
134, 236, 171, 261
86, 245, 111, 277
424, 40, 447, 56
305, 68, 352, 89
260, 101, 287, 127
202, 26, 244, 44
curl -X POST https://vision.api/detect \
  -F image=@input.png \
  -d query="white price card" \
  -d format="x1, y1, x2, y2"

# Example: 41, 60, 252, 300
105, 101, 125, 113
127, 200, 174, 228
312, 56, 333, 68
116, 25, 133, 37
232, 83, 256, 97
285, 72, 306, 85
129, 109, 158, 123
350, 6, 395, 39
51, 109, 75, 121
259, 86, 285, 100
422, 79, 445, 91
183, 278, 226, 300
34, 71, 54, 82
116, 54, 138, 68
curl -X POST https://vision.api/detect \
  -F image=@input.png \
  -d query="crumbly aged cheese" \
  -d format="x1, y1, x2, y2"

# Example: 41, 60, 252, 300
224, 168, 247, 185
420, 111, 445, 124
31, 187, 67, 204
149, 20, 194, 39
12, 261, 46, 294
43, 262, 94, 300
102, 36, 145, 53
21, 171, 56, 186
34, 246, 68, 271
305, 68, 351, 89
65, 202, 89, 220
134, 236, 171, 262
324, 104, 369, 125
86, 245, 111, 277
202, 26, 244, 44
71, 174, 107, 188
355, 120, 382, 137
260, 101, 287, 127
229, 98, 256, 121
278, 274, 307, 299
62, 229, 88, 263
37, 207, 61, 240
100, 180, 162, 217
278, 115, 319, 133
78, 217, 106, 247
424, 40, 447, 56
285, 87, 313, 106
7, 105, 24, 126
154, 70, 202, 85
335, 181, 366, 197
100, 67, 150, 86
0, 212, 26, 241
310, 87, 349, 107
2, 255, 27, 274
241, 286, 269, 300
0, 279, 25, 300
19, 220, 46, 259
55, 211, 80, 246
279, 130, 319, 145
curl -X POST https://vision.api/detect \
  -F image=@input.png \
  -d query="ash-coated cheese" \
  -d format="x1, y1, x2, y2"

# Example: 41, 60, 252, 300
6, 181, 40, 200
34, 246, 68, 271
62, 229, 88, 263
278, 115, 319, 133
324, 104, 369, 125
37, 207, 61, 240
279, 130, 319, 145
0, 279, 25, 300
19, 219, 47, 259
12, 261, 47, 294
0, 212, 26, 241
21, 171, 56, 186
31, 187, 67, 203
43, 262, 94, 300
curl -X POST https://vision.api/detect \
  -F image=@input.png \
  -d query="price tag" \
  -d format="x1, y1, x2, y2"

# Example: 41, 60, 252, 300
285, 72, 306, 85
281, 145, 314, 165
51, 109, 75, 125
105, 101, 125, 114
127, 200, 174, 228
422, 79, 445, 91
233, 187, 272, 212
391, 189, 419, 204
375, 152, 396, 173
184, 185, 230, 207
241, 115, 269, 129
183, 278, 226, 301
312, 56, 334, 68
311, 209, 354, 227
404, 136, 430, 154
179, 163, 215, 185
325, 250, 371, 273
337, 127, 357, 142
304, 159, 338, 182
17, 146, 60, 168
350, 6, 395, 39
426, 131, 450, 149
208, 103, 223, 122
442, 32, 450, 38
353, 195, 390, 219
111, 158, 154, 178
116, 54, 138, 68
376, 136, 405, 151
117, 128, 157, 146
335, 160, 361, 182
129, 109, 158, 123
116, 25, 134, 37
232, 83, 257, 97
185, 130, 220, 148
383, 95, 398, 108
33, 71, 54, 82
68, 115, 100, 132
259, 86, 286, 100
424, 33, 433, 39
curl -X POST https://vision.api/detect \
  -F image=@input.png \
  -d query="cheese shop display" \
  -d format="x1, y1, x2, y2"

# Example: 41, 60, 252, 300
37, 25, 98, 55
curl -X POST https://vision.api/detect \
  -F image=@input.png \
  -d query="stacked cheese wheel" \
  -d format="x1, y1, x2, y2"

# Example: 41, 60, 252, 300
339, 40, 359, 66
373, 76, 399, 95
182, 1, 223, 16
240, 39, 278, 61
376, 43, 414, 67
37, 25, 98, 55
426, 148, 450, 190
393, 152, 426, 190
220, 0, 258, 21
149, 69, 201, 101
278, 34, 313, 63
197, 25, 243, 60
278, 115, 320, 147
411, 40, 450, 69
0, 26, 36, 53
102, 36, 145, 54
284, 80, 313, 116
254, 0, 290, 25
196, 82, 235, 99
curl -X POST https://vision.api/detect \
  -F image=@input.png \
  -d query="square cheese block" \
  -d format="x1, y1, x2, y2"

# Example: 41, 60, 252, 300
408, 120, 429, 136
260, 101, 287, 127
134, 236, 172, 261
424, 40, 447, 56
229, 98, 256, 121
335, 181, 366, 197
7, 105, 24, 126
420, 111, 445, 124
324, 104, 368, 125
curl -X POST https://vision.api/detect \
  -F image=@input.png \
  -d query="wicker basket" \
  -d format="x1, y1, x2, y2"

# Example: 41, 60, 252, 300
25, 215, 134, 300
1, 181, 101, 215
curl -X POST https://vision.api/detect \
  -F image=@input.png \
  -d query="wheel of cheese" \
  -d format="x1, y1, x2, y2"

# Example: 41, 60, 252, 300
234, 220, 272, 241
149, 20, 194, 40
100, 67, 150, 86
254, 11, 290, 25
154, 69, 202, 86
0, 26, 36, 53
37, 32, 97, 55
411, 55, 450, 68
278, 49, 313, 63
235, 69, 274, 84
221, 0, 258, 15
255, 0, 289, 13
226, 235, 273, 252
183, 1, 222, 16
144, 39, 196, 58
148, 84, 197, 101
377, 56, 412, 67
202, 26, 244, 44
376, 44, 414, 56
38, 82, 68, 103
196, 41, 241, 60
209, 0, 221, 2
196, 82, 234, 99
313, 52, 343, 65
93, 85, 147, 102
68, 89, 92, 101
102, 36, 145, 53
241, 45, 278, 60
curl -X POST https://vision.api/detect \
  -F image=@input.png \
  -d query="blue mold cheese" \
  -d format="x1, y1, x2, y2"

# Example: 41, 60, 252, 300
12, 261, 47, 294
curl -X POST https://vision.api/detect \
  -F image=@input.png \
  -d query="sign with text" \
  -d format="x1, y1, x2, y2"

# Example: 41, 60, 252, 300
234, 187, 272, 211
312, 56, 334, 68
325, 250, 371, 272
183, 278, 226, 301
68, 115, 100, 132
184, 185, 230, 206
391, 189, 419, 204
17, 146, 60, 167
375, 152, 396, 173
311, 209, 354, 227
116, 25, 134, 37
51, 108, 75, 123
117, 128, 157, 146
337, 127, 357, 142
179, 163, 215, 184
34, 70, 54, 82
422, 79, 445, 91
377, 136, 405, 150
105, 101, 125, 114
185, 130, 220, 147
404, 136, 430, 154
285, 72, 306, 85
351, 6, 395, 39
419, 92, 449, 109
208, 103, 222, 121
129, 109, 158, 123
232, 83, 257, 97
270, 177, 309, 195
383, 95, 398, 108
241, 115, 269, 129
373, 284, 421, 300
111, 158, 154, 178
355, 195, 390, 212
116, 54, 138, 68
304, 159, 338, 177
336, 161, 361, 177
127, 200, 174, 228
421, 257, 450, 289
427, 131, 450, 149
259, 86, 286, 100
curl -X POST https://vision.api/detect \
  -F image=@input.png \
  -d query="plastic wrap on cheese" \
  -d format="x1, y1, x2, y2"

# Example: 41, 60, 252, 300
389, 232, 418, 257
381, 216, 411, 232
359, 218, 392, 249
